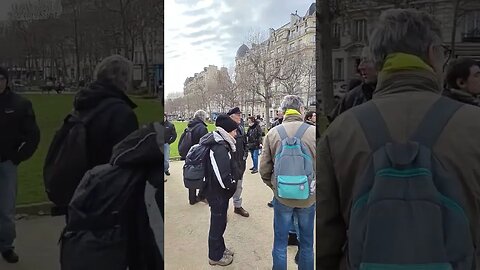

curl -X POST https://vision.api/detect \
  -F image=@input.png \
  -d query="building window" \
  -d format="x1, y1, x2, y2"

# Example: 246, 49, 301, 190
465, 10, 480, 33
353, 19, 367, 42
333, 23, 341, 38
334, 58, 344, 81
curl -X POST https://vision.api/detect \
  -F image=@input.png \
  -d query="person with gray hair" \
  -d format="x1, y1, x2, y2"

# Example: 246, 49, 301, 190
260, 95, 316, 269
49, 54, 139, 215
328, 46, 378, 122
318, 8, 480, 268
179, 109, 209, 205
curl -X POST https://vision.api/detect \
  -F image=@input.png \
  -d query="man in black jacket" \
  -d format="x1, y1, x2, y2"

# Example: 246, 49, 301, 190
328, 46, 377, 122
73, 55, 139, 168
444, 58, 480, 106
163, 115, 177, 178
0, 67, 40, 263
185, 110, 208, 205
227, 107, 249, 217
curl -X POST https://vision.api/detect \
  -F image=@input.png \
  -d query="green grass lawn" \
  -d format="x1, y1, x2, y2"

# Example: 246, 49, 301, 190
169, 121, 216, 158
17, 94, 162, 205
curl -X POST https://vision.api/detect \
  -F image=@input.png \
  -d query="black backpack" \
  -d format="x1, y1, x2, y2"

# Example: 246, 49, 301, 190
182, 143, 210, 189
178, 126, 194, 159
43, 98, 122, 210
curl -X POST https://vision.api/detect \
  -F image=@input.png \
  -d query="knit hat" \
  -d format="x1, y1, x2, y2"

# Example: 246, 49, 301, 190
215, 114, 238, 133
0, 67, 9, 84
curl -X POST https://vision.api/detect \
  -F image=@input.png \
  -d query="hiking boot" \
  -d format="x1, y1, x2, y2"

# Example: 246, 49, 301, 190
267, 201, 273, 208
288, 233, 299, 246
251, 169, 258, 174
249, 167, 254, 170
165, 171, 170, 176
234, 207, 250, 217
209, 254, 233, 266
2, 250, 19, 263
224, 248, 234, 256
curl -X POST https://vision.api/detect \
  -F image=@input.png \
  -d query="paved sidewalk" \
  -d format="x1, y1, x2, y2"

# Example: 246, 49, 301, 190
165, 159, 315, 269
0, 216, 64, 270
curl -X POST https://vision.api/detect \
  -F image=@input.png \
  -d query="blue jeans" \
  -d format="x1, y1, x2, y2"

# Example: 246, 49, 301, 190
250, 149, 259, 170
272, 199, 315, 270
0, 161, 17, 252
164, 144, 170, 173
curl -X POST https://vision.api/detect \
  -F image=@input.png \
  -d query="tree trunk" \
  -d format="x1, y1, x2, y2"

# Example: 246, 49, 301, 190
74, 5, 80, 85
319, 0, 335, 115
450, 0, 462, 64
120, 0, 129, 59
140, 31, 151, 95
264, 83, 272, 128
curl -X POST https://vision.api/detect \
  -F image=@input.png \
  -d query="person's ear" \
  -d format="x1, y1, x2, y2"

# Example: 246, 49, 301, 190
457, 78, 467, 89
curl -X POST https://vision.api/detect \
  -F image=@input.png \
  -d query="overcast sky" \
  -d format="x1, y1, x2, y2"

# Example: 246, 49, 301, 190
165, 0, 315, 95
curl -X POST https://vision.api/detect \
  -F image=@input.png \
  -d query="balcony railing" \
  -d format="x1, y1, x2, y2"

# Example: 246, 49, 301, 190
462, 28, 480, 42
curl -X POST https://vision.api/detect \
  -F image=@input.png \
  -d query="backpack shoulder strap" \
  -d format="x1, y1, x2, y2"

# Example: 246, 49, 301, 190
276, 125, 288, 141
352, 102, 392, 151
294, 122, 310, 139
410, 97, 463, 148
80, 98, 125, 124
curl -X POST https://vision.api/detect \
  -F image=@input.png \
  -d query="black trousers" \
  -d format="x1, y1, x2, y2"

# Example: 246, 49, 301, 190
206, 194, 229, 261
188, 188, 205, 204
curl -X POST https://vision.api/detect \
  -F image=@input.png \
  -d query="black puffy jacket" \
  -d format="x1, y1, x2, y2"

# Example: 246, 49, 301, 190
328, 82, 375, 122
247, 121, 263, 150
73, 81, 139, 167
0, 88, 40, 164
164, 120, 177, 145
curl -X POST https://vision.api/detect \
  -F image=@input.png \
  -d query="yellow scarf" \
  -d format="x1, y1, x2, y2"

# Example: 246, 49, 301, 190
381, 53, 434, 74
284, 109, 301, 116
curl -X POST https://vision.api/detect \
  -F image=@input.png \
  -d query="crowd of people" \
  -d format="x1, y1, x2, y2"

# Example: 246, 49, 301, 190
171, 95, 317, 268
0, 55, 163, 269
318, 8, 480, 269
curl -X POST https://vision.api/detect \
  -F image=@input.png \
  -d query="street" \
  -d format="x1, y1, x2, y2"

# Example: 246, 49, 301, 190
0, 216, 64, 270
165, 159, 315, 269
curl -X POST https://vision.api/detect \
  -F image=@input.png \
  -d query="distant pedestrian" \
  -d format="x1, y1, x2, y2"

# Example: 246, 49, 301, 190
0, 66, 40, 263
246, 116, 263, 174
164, 115, 177, 179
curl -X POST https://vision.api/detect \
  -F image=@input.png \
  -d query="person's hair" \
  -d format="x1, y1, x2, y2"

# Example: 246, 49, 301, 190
94, 55, 133, 91
304, 111, 315, 121
248, 116, 256, 123
194, 110, 208, 122
280, 95, 304, 113
446, 58, 480, 89
369, 9, 443, 70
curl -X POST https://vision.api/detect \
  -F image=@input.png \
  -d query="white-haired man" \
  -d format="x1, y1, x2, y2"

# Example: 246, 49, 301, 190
318, 9, 480, 268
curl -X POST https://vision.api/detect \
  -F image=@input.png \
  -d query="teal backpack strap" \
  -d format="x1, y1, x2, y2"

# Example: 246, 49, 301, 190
276, 125, 288, 141
294, 122, 310, 139
410, 97, 463, 148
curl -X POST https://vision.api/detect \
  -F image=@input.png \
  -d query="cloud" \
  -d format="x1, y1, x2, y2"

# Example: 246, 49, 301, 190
165, 0, 315, 95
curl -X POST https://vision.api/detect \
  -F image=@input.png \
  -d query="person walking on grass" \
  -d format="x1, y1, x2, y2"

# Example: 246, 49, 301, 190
0, 66, 40, 263
227, 107, 250, 218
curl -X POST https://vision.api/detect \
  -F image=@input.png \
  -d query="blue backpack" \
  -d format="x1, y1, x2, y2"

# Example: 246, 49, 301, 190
274, 123, 314, 200
348, 97, 475, 270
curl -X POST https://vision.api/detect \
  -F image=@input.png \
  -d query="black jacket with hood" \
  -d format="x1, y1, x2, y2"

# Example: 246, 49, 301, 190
328, 82, 376, 122
164, 120, 177, 145
200, 130, 239, 199
73, 81, 139, 167
186, 117, 208, 146
0, 88, 40, 164
247, 121, 263, 150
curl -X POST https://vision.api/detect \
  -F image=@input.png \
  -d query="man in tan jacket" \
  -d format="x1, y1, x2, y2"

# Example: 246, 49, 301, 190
260, 95, 316, 269
317, 9, 480, 269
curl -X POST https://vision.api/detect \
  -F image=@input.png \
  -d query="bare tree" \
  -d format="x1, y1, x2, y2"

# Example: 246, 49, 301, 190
278, 53, 307, 95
